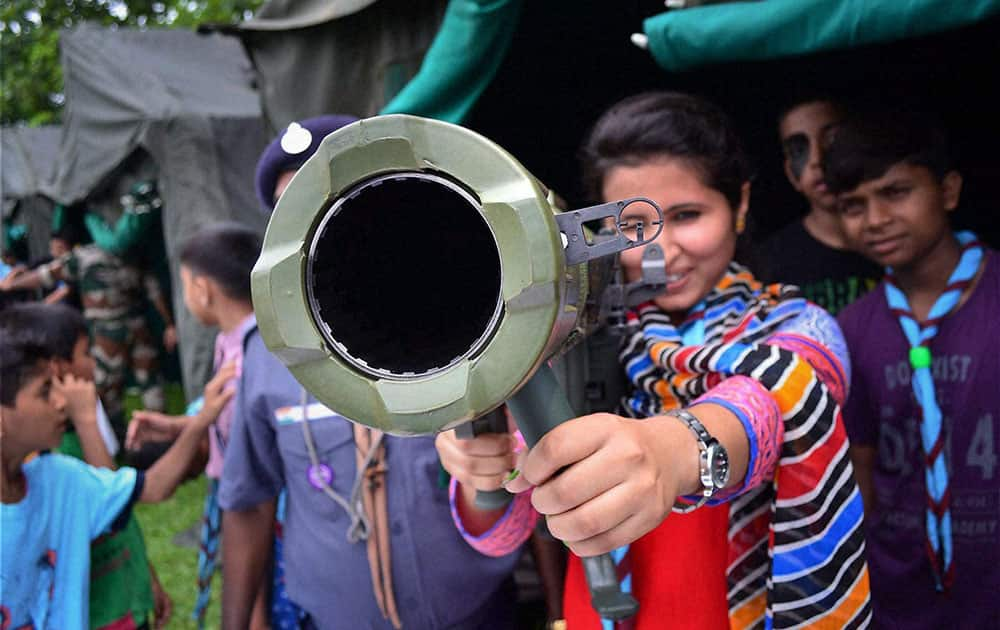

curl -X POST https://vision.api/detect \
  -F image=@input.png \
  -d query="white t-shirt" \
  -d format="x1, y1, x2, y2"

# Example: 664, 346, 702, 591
95, 399, 120, 457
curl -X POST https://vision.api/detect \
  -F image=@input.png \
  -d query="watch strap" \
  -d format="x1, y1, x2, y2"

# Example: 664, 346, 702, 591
666, 409, 722, 514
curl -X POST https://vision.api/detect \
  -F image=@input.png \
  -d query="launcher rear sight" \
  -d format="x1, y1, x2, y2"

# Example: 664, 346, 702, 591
552, 197, 668, 335
553, 196, 663, 266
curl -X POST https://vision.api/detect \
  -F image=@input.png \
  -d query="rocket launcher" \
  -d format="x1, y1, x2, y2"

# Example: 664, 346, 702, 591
252, 115, 668, 621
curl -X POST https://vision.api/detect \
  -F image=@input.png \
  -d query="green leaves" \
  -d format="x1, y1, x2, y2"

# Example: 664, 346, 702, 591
1, 0, 263, 125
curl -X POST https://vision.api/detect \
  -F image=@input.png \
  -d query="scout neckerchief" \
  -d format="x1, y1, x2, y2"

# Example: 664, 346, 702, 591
883, 230, 983, 592
353, 424, 402, 628
614, 262, 872, 629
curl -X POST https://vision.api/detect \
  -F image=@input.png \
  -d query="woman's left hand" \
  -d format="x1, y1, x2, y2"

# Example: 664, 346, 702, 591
504, 412, 698, 556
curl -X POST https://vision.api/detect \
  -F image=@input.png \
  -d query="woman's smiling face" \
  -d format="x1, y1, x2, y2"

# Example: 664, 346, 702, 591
603, 158, 747, 318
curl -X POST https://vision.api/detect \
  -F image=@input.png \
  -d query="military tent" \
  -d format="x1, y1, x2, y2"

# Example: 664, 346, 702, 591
47, 24, 271, 400
1, 125, 61, 262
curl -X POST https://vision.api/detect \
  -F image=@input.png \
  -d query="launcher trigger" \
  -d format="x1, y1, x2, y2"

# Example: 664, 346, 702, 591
555, 197, 664, 265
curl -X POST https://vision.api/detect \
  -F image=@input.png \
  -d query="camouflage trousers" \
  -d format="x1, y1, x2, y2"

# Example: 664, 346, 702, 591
90, 315, 164, 440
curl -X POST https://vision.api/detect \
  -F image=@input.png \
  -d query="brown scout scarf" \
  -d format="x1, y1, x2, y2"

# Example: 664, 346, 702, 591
353, 424, 402, 628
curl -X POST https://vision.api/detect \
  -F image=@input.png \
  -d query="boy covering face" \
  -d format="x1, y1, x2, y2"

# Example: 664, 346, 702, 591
0, 333, 232, 628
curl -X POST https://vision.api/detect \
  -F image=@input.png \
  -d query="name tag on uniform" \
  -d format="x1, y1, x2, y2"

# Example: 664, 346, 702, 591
274, 403, 338, 425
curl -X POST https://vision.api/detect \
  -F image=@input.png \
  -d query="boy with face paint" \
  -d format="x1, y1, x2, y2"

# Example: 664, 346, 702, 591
757, 99, 881, 314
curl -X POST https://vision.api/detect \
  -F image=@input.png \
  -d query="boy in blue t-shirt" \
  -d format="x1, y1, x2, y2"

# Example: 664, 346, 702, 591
0, 335, 234, 629
0, 302, 172, 629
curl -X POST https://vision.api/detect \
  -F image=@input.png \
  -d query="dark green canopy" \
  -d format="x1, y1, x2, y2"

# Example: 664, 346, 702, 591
231, 0, 448, 129
381, 0, 1000, 124
643, 0, 1000, 72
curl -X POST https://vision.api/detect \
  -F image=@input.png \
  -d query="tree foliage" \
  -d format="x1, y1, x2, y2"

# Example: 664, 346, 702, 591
1, 0, 263, 126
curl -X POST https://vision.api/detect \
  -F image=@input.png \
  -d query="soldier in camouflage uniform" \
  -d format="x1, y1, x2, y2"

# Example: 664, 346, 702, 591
0, 184, 175, 439
50, 246, 173, 431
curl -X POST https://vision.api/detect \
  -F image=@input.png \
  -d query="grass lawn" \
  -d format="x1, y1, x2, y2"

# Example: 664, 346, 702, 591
136, 475, 220, 629
134, 476, 550, 630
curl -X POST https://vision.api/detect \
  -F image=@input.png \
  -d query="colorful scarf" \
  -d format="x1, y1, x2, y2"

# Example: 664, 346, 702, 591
884, 231, 983, 592
614, 263, 871, 629
193, 477, 220, 628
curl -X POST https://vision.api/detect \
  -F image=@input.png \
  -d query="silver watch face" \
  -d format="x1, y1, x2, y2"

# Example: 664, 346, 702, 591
708, 443, 731, 489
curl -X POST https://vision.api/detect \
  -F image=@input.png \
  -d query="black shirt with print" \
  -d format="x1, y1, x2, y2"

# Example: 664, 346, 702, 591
756, 219, 882, 315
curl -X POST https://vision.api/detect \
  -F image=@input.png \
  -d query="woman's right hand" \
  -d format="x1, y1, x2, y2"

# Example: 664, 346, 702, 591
435, 429, 520, 495
502, 412, 700, 557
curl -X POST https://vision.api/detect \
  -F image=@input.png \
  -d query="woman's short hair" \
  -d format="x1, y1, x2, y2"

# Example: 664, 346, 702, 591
580, 91, 752, 209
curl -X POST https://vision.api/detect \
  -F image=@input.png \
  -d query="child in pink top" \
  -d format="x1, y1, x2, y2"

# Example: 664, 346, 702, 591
126, 222, 275, 629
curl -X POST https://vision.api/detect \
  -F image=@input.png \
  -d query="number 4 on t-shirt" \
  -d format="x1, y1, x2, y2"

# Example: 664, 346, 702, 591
966, 414, 996, 480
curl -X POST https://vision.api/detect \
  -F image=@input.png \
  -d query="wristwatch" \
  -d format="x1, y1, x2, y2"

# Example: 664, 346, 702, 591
665, 409, 730, 513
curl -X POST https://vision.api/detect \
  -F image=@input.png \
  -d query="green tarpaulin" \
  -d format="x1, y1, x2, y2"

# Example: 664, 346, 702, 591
51, 25, 270, 400
644, 0, 1000, 72
380, 0, 522, 124
233, 0, 448, 129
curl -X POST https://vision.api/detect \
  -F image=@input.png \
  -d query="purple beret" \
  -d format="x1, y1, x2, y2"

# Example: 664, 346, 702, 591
255, 114, 359, 214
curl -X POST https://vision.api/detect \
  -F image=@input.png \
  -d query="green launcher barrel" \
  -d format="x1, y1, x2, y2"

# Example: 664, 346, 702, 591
253, 114, 615, 435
